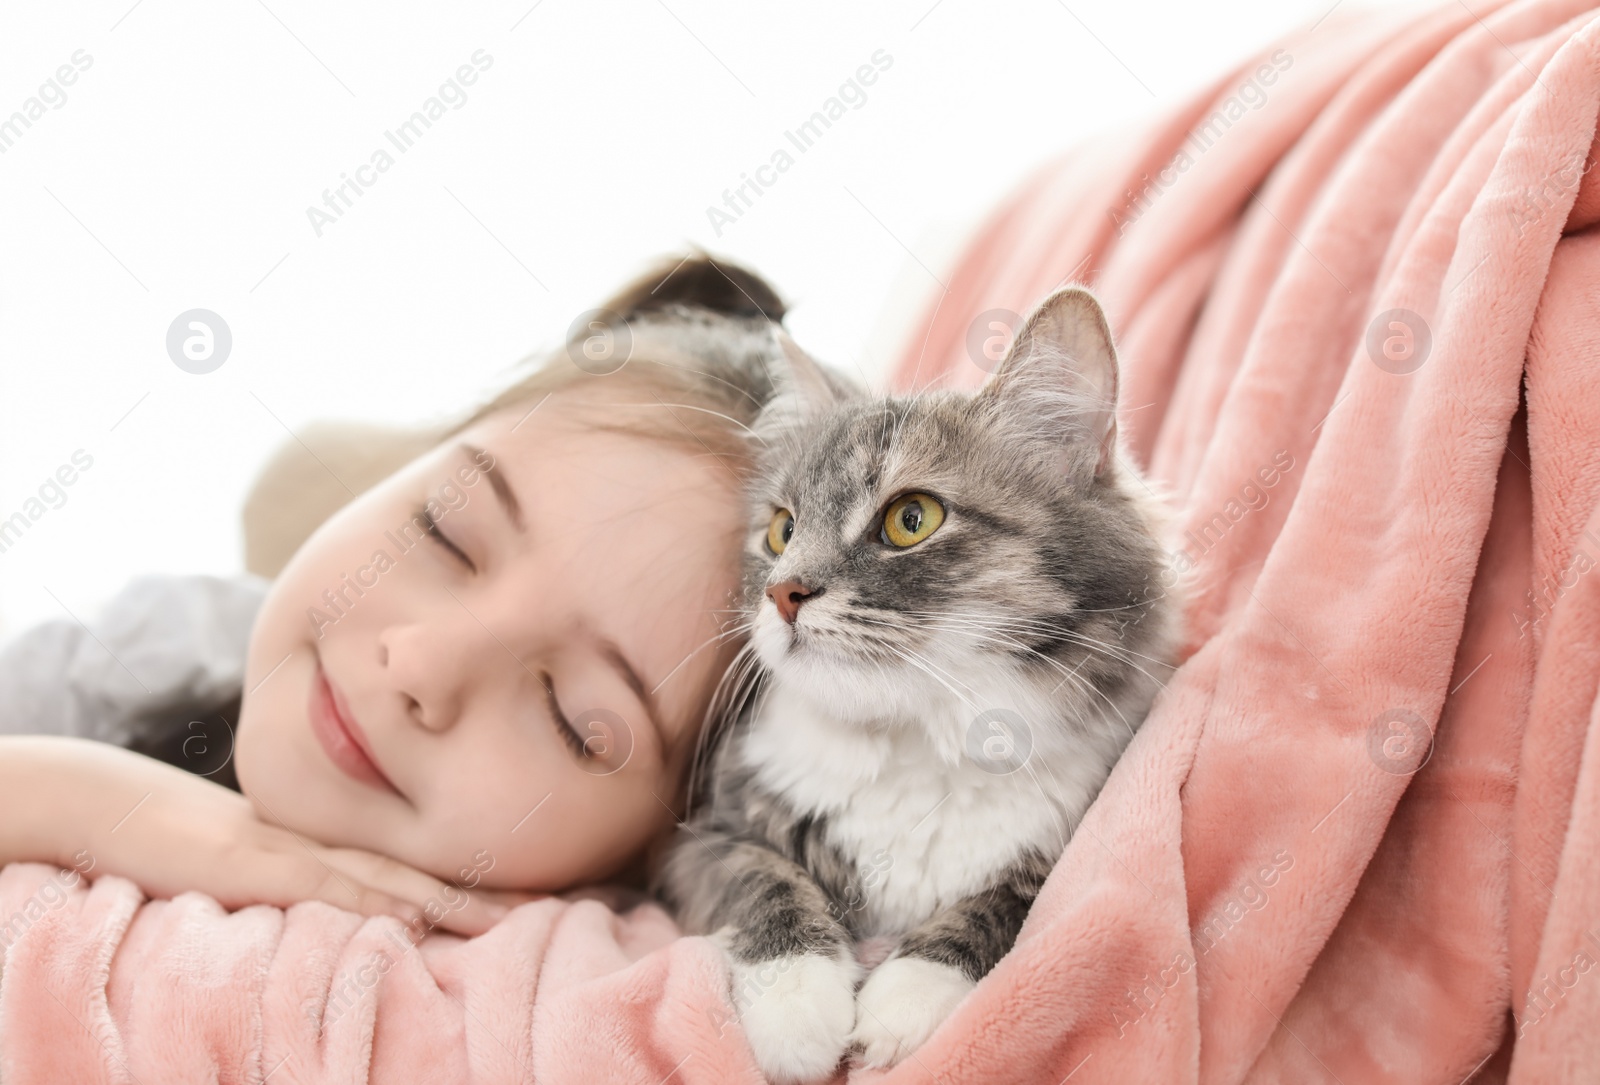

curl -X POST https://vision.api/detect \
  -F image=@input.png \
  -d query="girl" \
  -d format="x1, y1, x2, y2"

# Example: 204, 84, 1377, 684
0, 255, 786, 939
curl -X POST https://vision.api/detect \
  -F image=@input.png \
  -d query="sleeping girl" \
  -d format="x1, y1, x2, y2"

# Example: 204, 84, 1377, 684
0, 254, 787, 941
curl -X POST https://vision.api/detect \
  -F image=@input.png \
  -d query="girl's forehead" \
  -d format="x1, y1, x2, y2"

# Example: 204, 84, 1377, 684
467, 399, 734, 515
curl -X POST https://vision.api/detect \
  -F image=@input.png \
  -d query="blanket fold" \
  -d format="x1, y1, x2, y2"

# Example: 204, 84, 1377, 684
6, 1, 1600, 1080
890, 2, 1600, 1081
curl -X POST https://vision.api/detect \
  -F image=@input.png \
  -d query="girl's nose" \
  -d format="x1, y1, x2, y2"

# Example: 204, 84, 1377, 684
377, 623, 468, 732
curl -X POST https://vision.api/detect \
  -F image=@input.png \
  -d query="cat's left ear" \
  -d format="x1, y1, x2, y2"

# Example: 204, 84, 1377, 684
979, 286, 1120, 479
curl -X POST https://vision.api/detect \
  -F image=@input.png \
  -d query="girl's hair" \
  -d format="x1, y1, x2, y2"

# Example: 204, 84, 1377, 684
238, 256, 787, 581
450, 253, 788, 477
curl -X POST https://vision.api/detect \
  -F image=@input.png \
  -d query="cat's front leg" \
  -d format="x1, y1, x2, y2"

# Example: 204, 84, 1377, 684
851, 857, 1046, 1068
658, 826, 860, 1084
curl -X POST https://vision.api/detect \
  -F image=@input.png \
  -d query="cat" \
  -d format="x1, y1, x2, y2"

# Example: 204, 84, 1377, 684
656, 286, 1181, 1084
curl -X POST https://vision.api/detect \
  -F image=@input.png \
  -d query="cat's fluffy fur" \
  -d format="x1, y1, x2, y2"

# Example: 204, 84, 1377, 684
656, 287, 1180, 1083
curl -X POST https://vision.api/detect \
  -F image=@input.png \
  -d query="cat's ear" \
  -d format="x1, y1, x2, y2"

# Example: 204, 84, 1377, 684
762, 329, 857, 420
980, 286, 1120, 479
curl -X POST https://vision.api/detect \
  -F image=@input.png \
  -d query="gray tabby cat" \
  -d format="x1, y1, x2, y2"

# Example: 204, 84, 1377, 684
656, 287, 1180, 1083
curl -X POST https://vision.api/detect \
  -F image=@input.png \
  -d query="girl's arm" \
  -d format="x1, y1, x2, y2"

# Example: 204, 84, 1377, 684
0, 574, 264, 748
0, 735, 514, 936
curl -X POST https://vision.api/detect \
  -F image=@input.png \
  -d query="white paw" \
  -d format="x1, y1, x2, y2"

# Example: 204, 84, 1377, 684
850, 956, 975, 1068
730, 953, 860, 1084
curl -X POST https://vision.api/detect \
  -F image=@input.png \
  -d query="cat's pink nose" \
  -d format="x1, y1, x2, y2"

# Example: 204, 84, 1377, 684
765, 580, 814, 624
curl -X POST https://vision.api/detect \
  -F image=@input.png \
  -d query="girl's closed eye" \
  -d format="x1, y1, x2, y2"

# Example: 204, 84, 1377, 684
541, 674, 590, 759
421, 506, 476, 572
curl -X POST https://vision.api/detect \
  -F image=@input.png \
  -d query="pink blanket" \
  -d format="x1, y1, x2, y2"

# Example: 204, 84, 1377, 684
6, 0, 1600, 1080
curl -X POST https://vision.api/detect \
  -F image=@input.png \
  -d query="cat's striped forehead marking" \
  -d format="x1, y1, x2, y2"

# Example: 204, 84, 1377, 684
781, 398, 964, 546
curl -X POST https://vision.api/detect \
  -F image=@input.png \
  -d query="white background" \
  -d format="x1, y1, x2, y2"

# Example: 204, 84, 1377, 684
0, 0, 1341, 640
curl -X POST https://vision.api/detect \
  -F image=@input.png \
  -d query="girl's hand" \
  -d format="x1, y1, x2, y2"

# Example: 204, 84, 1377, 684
309, 845, 544, 937
3, 737, 517, 937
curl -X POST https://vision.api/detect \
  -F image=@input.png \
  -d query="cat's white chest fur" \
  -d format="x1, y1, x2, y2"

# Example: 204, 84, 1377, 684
741, 673, 1118, 935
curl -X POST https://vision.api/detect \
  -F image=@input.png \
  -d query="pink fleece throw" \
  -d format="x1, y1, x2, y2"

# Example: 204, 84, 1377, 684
6, 1, 1600, 1080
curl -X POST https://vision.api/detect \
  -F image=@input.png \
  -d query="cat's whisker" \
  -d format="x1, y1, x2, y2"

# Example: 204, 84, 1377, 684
873, 609, 1149, 679
684, 640, 763, 820
1062, 669, 1138, 741
881, 643, 982, 715
919, 624, 1132, 735
653, 621, 754, 696
844, 612, 1099, 690
854, 619, 1164, 742
877, 405, 897, 459
1019, 758, 1071, 855
897, 604, 1159, 632
1053, 630, 1172, 688
897, 607, 1171, 659
1070, 596, 1175, 614
643, 352, 772, 416
875, 614, 1142, 740
613, 400, 770, 446
935, 623, 1144, 736
911, 611, 1174, 676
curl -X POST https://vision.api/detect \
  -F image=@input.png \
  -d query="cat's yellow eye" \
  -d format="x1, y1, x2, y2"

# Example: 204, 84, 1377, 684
767, 508, 795, 555
882, 493, 945, 548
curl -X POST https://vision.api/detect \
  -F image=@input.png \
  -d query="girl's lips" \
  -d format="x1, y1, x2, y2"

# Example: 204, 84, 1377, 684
309, 663, 400, 795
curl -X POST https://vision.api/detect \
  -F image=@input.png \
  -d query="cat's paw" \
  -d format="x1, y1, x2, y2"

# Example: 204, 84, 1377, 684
730, 953, 859, 1084
850, 956, 975, 1068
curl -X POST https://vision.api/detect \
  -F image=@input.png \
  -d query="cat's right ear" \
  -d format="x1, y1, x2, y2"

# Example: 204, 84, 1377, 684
769, 330, 854, 413
753, 330, 858, 434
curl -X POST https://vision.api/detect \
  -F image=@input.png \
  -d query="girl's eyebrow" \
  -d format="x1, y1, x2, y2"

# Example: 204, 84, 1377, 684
462, 442, 523, 532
